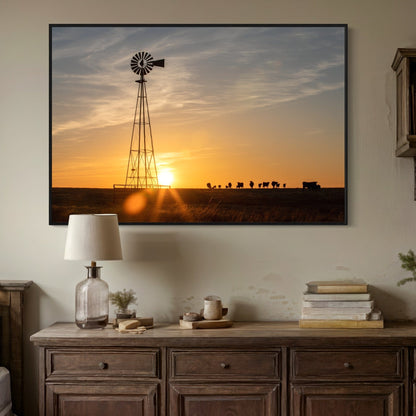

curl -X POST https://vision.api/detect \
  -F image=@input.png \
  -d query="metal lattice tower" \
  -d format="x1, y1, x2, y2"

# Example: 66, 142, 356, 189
124, 52, 165, 189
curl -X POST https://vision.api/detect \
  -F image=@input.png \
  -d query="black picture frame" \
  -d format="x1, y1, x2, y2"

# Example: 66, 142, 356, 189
49, 24, 347, 225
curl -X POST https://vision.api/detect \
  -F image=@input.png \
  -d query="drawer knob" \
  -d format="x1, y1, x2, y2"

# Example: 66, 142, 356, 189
220, 362, 230, 369
98, 362, 108, 370
344, 362, 352, 369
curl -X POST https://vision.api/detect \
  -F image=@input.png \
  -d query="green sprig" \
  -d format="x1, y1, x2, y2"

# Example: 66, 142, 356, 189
109, 289, 138, 310
397, 250, 416, 286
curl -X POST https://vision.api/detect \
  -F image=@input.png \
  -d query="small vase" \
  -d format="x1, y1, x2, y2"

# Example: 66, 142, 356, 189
115, 309, 136, 319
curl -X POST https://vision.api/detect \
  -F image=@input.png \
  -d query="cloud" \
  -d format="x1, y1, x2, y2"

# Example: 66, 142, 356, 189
157, 146, 219, 166
51, 26, 345, 138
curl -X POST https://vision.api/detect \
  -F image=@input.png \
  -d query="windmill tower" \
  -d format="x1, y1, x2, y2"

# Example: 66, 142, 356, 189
124, 52, 165, 189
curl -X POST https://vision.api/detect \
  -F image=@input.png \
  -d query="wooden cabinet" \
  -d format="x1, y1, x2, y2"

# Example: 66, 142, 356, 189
0, 280, 32, 415
392, 48, 416, 156
31, 321, 416, 416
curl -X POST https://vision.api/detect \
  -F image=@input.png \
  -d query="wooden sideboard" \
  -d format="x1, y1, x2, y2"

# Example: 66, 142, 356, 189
0, 280, 32, 415
30, 321, 416, 416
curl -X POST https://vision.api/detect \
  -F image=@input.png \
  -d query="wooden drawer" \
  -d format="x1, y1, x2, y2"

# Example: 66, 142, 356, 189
46, 348, 159, 379
170, 350, 280, 380
291, 348, 403, 381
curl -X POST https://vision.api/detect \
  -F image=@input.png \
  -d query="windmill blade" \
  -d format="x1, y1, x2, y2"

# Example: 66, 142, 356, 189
130, 53, 142, 74
130, 52, 165, 76
151, 59, 165, 68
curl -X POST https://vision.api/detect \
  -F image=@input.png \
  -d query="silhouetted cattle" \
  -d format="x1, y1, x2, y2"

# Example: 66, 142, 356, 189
228, 182, 232, 188
302, 181, 321, 190
271, 181, 280, 188
236, 182, 244, 188
262, 181, 270, 188
258, 183, 262, 188
207, 182, 212, 189
283, 183, 286, 188
249, 181, 254, 189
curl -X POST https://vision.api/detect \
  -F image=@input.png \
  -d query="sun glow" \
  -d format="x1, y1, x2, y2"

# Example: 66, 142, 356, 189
158, 170, 174, 187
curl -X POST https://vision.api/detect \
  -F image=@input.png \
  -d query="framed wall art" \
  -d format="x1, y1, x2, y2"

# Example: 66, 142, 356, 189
50, 24, 347, 225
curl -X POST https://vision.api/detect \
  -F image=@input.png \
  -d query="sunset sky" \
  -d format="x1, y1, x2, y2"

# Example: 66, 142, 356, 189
51, 25, 346, 189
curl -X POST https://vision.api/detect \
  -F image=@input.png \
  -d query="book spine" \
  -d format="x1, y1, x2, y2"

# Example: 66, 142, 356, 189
302, 307, 373, 314
301, 312, 370, 320
302, 300, 374, 308
299, 319, 384, 329
307, 284, 368, 294
303, 293, 371, 301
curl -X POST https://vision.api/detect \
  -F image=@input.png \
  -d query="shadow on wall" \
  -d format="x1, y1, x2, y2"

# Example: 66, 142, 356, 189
119, 231, 197, 321
121, 230, 182, 262
370, 286, 409, 320
119, 230, 238, 322
227, 296, 259, 321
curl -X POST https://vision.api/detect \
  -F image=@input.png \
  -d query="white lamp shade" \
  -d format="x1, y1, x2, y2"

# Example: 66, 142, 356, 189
64, 214, 123, 261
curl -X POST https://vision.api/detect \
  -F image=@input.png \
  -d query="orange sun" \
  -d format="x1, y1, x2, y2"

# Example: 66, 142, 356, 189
158, 170, 174, 187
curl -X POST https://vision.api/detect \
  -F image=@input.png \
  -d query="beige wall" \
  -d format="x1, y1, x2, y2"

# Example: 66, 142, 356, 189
2, 0, 416, 413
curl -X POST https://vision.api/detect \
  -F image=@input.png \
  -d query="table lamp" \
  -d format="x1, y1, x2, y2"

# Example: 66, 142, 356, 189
64, 214, 122, 329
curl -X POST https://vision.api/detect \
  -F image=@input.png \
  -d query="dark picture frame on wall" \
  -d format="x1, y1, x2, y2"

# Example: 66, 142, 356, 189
49, 24, 347, 225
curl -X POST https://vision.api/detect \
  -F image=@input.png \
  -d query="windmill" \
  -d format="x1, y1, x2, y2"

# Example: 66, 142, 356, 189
123, 52, 165, 189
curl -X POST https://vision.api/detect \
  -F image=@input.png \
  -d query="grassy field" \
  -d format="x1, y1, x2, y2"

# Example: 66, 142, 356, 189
50, 187, 346, 225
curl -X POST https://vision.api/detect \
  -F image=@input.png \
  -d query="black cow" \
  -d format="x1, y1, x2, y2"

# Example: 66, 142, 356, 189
236, 182, 244, 188
302, 181, 321, 190
262, 181, 270, 188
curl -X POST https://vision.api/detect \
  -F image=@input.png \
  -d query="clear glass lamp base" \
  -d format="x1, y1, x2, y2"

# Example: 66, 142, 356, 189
76, 315, 108, 329
75, 263, 109, 329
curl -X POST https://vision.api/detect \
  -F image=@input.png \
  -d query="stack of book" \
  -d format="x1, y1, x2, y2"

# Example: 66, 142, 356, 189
299, 280, 384, 328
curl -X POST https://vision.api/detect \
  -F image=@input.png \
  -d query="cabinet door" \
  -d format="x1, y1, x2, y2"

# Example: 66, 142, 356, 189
45, 383, 158, 416
169, 383, 279, 416
291, 383, 402, 416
